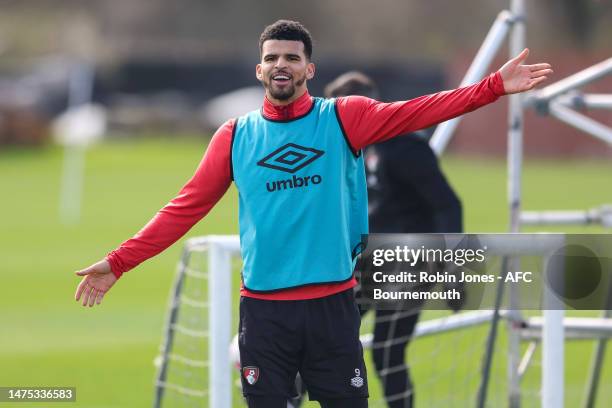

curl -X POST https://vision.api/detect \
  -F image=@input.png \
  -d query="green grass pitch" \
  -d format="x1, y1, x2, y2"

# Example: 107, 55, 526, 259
0, 137, 610, 407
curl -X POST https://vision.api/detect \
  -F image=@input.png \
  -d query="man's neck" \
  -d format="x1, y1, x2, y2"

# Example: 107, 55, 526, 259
265, 87, 308, 106
262, 90, 313, 121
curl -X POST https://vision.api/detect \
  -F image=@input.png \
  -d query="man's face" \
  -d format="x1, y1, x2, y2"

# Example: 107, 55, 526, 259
256, 40, 315, 105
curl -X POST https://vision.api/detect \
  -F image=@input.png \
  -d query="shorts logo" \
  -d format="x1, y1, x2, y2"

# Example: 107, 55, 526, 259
257, 143, 324, 174
350, 368, 364, 388
243, 366, 259, 385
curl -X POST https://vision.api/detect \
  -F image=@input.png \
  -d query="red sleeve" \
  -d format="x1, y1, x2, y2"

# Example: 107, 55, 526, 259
106, 120, 235, 279
336, 72, 506, 152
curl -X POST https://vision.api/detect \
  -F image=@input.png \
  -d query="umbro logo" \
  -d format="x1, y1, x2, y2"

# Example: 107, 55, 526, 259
257, 143, 324, 174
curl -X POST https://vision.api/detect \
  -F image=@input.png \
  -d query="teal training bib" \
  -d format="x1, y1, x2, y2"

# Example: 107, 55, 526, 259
231, 98, 368, 292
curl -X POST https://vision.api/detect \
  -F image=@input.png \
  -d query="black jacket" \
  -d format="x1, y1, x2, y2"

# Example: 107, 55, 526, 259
365, 133, 462, 233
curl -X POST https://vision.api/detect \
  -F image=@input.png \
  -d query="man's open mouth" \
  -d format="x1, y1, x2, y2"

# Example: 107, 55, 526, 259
272, 73, 291, 85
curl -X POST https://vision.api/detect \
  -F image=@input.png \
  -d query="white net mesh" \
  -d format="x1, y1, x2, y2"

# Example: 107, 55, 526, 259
155, 248, 211, 407
154, 237, 611, 407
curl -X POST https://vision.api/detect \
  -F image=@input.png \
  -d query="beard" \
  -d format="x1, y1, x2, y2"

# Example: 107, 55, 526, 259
262, 73, 307, 101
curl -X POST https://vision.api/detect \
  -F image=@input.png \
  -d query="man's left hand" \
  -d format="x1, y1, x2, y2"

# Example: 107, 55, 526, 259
499, 48, 553, 94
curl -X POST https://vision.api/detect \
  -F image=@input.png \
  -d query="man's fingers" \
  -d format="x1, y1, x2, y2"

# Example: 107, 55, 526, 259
528, 63, 551, 72
82, 286, 94, 307
76, 260, 111, 276
534, 76, 548, 86
76, 267, 93, 277
531, 68, 553, 78
89, 289, 98, 307
74, 260, 113, 307
527, 76, 548, 90
75, 279, 88, 301
80, 286, 89, 306
513, 48, 529, 64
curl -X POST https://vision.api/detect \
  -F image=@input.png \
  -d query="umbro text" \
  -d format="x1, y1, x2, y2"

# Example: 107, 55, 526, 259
265, 174, 322, 192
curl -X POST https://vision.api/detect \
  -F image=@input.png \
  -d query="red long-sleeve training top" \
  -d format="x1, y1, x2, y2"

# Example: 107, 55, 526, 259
106, 72, 506, 300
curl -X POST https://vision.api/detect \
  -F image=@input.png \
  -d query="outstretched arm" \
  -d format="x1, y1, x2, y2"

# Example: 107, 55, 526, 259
74, 120, 235, 307
337, 48, 552, 151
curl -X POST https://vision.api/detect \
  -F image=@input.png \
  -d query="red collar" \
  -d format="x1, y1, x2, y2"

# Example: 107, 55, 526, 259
261, 91, 313, 121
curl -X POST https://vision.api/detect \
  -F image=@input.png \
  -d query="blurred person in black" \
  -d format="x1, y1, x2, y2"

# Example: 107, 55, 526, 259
324, 71, 463, 408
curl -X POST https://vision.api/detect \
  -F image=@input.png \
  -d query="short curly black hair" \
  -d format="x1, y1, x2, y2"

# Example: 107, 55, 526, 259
259, 20, 313, 60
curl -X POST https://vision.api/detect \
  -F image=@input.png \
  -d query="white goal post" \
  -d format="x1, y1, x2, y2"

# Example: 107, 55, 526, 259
151, 233, 612, 408
154, 235, 239, 408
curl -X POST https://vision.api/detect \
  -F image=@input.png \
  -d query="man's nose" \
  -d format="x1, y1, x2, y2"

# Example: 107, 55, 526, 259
274, 57, 288, 69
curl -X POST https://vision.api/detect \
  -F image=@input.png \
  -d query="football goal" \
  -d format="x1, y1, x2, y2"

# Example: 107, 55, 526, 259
152, 234, 611, 408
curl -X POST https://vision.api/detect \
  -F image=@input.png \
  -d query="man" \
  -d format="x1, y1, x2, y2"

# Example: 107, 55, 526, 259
324, 72, 463, 408
74, 20, 551, 408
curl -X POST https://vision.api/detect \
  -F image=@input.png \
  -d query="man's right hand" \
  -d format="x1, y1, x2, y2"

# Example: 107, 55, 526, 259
74, 259, 117, 307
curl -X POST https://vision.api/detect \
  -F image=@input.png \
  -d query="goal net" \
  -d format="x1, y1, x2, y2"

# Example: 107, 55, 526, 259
153, 235, 611, 408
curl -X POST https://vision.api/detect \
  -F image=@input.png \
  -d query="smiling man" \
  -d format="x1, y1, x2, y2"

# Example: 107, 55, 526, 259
258, 39, 314, 103
74, 20, 552, 408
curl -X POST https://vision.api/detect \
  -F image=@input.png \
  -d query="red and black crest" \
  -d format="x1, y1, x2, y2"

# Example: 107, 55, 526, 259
242, 366, 260, 385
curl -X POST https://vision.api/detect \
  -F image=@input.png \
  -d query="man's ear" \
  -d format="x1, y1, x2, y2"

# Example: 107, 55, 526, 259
256, 64, 263, 81
306, 62, 315, 80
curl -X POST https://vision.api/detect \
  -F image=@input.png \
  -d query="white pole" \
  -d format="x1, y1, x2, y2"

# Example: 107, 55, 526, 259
557, 93, 612, 110
535, 58, 612, 101
209, 243, 232, 408
58, 62, 95, 225
508, 0, 525, 234
521, 207, 610, 226
59, 144, 85, 224
507, 1, 525, 407
579, 94, 612, 109
430, 10, 514, 156
542, 257, 565, 408
548, 102, 612, 145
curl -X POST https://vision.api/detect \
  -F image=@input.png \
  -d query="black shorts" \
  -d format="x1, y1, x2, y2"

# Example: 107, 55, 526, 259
238, 288, 369, 401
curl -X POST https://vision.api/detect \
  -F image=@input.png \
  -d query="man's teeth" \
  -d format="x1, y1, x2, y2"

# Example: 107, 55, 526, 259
273, 75, 290, 80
